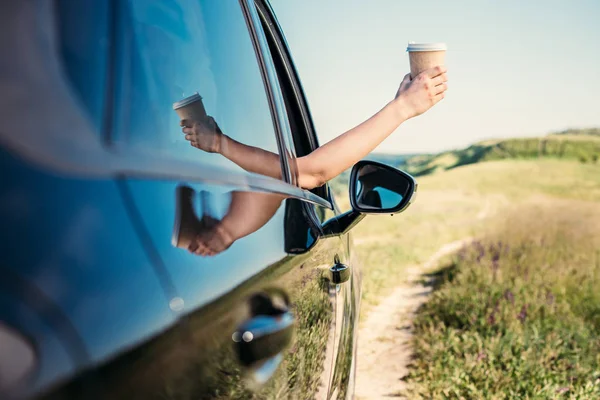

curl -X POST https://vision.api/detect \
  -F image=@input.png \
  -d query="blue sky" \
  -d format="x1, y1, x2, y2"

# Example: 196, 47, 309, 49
271, 0, 600, 153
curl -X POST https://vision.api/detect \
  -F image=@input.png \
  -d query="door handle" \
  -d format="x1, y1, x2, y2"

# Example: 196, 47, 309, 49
233, 290, 295, 384
329, 263, 351, 284
233, 311, 294, 366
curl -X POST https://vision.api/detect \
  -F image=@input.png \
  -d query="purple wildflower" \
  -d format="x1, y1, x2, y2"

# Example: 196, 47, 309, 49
477, 245, 485, 262
517, 304, 529, 323
492, 261, 499, 281
487, 301, 500, 325
504, 289, 515, 304
546, 291, 555, 306
457, 248, 466, 262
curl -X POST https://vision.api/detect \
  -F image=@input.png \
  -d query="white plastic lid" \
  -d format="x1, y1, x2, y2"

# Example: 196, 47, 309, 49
406, 42, 447, 52
172, 92, 202, 109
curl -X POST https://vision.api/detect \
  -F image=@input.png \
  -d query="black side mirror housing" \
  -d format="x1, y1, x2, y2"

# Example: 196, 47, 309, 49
322, 160, 418, 237
349, 160, 417, 214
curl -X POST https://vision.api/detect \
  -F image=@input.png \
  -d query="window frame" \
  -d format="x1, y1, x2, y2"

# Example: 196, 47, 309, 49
254, 0, 321, 153
252, 0, 333, 204
238, 0, 297, 185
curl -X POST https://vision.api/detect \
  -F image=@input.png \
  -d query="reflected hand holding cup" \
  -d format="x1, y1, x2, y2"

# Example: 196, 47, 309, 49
187, 215, 234, 257
180, 116, 224, 153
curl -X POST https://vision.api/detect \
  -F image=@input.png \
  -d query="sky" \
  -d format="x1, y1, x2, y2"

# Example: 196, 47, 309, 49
270, 0, 600, 154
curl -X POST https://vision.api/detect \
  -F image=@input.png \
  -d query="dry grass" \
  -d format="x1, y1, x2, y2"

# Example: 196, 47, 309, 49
349, 160, 600, 315
347, 158, 600, 398
406, 201, 600, 398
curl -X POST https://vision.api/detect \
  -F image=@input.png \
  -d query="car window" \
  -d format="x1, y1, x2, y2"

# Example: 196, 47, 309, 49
255, 1, 329, 199
111, 0, 285, 180
55, 0, 110, 132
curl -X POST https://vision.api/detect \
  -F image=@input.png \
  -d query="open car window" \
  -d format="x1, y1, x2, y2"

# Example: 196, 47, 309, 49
254, 0, 330, 201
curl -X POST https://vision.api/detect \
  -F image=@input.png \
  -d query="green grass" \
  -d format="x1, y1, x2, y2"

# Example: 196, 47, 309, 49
346, 155, 600, 397
335, 130, 600, 396
350, 159, 600, 315
405, 202, 600, 399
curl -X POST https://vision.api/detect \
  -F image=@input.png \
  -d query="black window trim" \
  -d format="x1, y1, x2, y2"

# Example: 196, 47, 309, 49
255, 0, 320, 152
238, 0, 295, 185
253, 0, 335, 205
239, 0, 333, 209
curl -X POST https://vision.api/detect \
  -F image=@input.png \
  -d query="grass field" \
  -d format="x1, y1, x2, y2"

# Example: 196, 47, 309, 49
347, 157, 600, 398
348, 159, 600, 311
406, 200, 600, 399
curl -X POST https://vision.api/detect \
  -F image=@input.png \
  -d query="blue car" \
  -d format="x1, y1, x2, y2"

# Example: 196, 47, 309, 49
0, 1, 416, 399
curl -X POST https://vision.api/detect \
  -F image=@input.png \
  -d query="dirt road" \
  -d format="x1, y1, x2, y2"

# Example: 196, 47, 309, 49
355, 239, 472, 399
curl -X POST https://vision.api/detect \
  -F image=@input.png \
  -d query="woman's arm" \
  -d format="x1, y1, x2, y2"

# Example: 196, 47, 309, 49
297, 67, 447, 188
182, 66, 447, 188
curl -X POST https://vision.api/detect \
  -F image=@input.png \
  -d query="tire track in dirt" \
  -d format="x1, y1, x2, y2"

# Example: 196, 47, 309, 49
355, 238, 472, 399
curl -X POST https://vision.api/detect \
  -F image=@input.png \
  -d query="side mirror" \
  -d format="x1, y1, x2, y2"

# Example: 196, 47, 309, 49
322, 161, 417, 237
349, 160, 417, 214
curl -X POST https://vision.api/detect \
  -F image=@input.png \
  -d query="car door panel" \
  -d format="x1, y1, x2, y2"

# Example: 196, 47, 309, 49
42, 177, 344, 399
328, 238, 361, 400
121, 180, 289, 310
0, 148, 177, 400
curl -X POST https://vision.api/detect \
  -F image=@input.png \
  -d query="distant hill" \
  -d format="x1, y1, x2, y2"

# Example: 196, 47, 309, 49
362, 153, 421, 167
552, 127, 600, 136
330, 128, 600, 195
403, 128, 600, 177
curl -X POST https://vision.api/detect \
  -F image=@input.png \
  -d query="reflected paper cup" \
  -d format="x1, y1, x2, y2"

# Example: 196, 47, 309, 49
407, 42, 447, 78
173, 92, 207, 123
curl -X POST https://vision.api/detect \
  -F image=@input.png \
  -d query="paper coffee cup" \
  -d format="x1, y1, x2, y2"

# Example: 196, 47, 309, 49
173, 92, 207, 122
407, 42, 447, 78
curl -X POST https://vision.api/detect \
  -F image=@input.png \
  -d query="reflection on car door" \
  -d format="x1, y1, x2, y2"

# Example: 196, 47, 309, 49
107, 180, 337, 399
84, 0, 343, 398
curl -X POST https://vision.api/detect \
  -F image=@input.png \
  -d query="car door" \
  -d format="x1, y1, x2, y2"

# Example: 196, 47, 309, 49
253, 2, 361, 398
45, 0, 344, 399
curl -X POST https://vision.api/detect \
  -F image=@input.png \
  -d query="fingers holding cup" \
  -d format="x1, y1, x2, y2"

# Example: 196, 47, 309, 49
431, 72, 448, 86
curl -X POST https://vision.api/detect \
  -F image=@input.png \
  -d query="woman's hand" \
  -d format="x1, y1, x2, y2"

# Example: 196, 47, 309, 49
394, 66, 448, 119
180, 116, 224, 153
187, 216, 234, 257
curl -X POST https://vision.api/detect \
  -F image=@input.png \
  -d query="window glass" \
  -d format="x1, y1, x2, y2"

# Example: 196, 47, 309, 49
55, 0, 110, 132
114, 0, 284, 180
